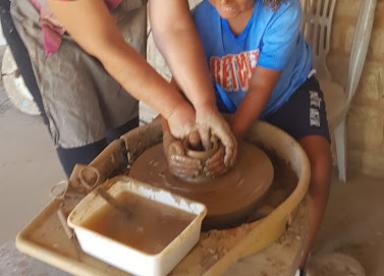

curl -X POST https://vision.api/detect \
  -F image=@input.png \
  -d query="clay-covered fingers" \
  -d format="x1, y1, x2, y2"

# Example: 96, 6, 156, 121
196, 107, 237, 167
167, 139, 184, 156
165, 139, 202, 178
205, 146, 227, 176
213, 122, 237, 167
198, 126, 212, 150
168, 154, 202, 178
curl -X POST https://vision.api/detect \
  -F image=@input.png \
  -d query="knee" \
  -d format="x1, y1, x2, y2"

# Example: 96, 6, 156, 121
310, 149, 332, 175
299, 136, 332, 195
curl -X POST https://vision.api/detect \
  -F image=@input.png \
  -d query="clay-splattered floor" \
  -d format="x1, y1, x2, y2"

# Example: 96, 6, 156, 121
314, 172, 384, 276
0, 46, 383, 275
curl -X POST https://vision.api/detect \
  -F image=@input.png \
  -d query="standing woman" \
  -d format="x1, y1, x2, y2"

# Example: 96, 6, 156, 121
3, 0, 236, 176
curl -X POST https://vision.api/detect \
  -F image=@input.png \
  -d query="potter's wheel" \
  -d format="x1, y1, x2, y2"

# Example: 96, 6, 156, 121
129, 141, 274, 228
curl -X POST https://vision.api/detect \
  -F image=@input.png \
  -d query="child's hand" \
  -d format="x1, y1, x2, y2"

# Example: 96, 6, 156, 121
204, 145, 229, 176
195, 104, 237, 168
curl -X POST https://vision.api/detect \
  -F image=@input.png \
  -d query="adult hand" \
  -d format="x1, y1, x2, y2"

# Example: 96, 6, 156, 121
162, 119, 202, 179
166, 102, 196, 139
196, 104, 237, 167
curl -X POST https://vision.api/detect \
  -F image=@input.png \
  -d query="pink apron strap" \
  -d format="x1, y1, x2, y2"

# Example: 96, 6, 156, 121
29, 0, 42, 11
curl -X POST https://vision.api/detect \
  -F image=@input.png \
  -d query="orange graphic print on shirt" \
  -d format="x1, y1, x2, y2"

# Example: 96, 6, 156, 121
210, 49, 259, 92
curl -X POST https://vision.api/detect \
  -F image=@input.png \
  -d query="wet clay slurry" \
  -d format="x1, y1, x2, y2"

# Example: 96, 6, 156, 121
129, 141, 274, 229
245, 149, 298, 223
82, 191, 195, 255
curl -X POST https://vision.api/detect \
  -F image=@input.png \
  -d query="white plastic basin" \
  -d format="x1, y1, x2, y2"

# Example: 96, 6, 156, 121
67, 177, 207, 276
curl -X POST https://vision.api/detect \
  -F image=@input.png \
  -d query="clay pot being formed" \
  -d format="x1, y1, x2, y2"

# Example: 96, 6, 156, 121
182, 136, 225, 183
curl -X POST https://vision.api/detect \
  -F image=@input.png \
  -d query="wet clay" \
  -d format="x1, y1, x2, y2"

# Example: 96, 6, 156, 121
244, 149, 298, 223
129, 141, 274, 229
82, 191, 195, 255
182, 136, 224, 182
173, 153, 299, 274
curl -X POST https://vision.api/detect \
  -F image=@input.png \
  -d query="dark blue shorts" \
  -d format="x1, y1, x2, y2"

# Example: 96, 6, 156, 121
264, 76, 331, 142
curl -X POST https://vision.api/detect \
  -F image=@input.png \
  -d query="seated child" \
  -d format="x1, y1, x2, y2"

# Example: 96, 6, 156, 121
192, 0, 332, 274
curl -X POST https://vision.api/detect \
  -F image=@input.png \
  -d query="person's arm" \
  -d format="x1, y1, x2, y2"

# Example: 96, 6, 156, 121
47, 0, 195, 138
231, 67, 280, 138
149, 0, 236, 166
232, 1, 302, 137
149, 0, 215, 110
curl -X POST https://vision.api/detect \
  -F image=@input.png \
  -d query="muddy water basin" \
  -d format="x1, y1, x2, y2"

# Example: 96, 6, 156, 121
82, 191, 196, 255
67, 179, 207, 276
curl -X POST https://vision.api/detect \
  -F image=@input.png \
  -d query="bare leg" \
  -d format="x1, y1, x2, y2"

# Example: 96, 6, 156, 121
298, 135, 332, 268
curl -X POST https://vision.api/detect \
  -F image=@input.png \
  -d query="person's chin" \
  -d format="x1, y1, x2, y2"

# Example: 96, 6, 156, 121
218, 7, 239, 19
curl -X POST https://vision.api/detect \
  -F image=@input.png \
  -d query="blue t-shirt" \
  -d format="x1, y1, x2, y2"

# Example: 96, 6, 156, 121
193, 0, 312, 117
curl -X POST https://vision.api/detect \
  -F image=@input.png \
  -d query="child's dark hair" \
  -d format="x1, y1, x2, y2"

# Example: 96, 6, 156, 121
263, 0, 287, 11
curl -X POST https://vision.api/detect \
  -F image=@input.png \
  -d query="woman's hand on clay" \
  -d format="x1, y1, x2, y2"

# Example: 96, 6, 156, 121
196, 104, 237, 168
166, 102, 196, 139
162, 119, 202, 179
